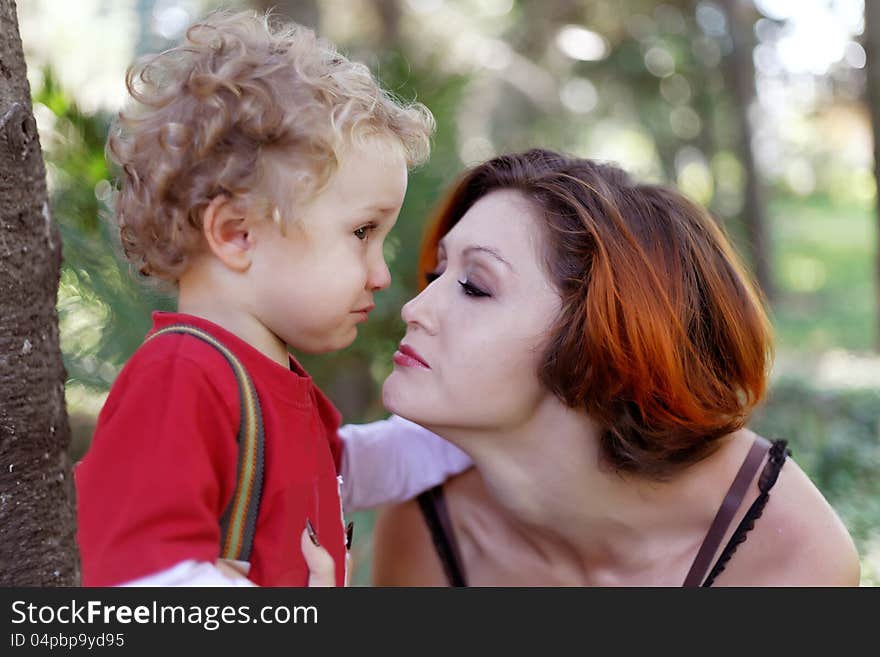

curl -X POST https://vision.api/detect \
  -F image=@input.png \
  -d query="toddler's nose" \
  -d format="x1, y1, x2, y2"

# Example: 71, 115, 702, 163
369, 259, 391, 291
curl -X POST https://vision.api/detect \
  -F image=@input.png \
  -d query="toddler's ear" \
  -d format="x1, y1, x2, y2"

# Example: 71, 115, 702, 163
202, 195, 255, 272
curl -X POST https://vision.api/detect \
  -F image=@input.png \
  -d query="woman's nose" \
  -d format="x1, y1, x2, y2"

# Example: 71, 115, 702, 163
401, 281, 437, 333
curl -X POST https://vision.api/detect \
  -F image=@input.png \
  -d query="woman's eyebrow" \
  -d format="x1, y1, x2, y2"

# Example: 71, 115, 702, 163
464, 246, 513, 271
437, 236, 513, 271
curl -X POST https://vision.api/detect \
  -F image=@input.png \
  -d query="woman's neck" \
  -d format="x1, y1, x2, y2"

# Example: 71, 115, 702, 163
429, 398, 744, 578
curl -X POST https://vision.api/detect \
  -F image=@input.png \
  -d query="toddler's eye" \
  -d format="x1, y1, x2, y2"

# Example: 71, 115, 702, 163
354, 226, 370, 241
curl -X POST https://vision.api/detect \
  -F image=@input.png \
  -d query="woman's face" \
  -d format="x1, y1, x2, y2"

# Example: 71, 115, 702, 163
382, 189, 562, 432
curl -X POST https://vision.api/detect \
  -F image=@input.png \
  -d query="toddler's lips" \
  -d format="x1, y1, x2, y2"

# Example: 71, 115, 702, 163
352, 304, 375, 321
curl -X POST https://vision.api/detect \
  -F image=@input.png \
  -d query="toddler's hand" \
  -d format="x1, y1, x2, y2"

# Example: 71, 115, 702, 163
215, 558, 251, 582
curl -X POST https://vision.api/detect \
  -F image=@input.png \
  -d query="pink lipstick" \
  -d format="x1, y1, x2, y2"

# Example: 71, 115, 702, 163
393, 343, 430, 369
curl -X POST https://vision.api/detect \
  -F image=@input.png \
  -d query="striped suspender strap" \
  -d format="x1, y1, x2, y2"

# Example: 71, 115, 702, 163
146, 324, 265, 562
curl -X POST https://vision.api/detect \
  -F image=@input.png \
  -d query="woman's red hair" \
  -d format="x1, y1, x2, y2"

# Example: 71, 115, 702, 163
418, 149, 773, 478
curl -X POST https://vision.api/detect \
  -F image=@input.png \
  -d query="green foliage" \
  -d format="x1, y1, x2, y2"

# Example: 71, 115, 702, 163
770, 194, 875, 352
751, 379, 880, 585
35, 69, 173, 394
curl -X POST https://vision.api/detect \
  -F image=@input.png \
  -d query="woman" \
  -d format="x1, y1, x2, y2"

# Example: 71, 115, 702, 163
373, 149, 859, 586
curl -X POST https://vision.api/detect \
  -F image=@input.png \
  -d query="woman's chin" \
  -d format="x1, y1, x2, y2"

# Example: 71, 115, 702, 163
381, 374, 404, 415
381, 373, 425, 421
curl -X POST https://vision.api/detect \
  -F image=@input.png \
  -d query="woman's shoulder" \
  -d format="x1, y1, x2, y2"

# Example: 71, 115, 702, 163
712, 432, 860, 586
371, 487, 453, 586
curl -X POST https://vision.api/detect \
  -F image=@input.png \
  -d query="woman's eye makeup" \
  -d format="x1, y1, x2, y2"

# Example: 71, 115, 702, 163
424, 269, 491, 298
458, 279, 490, 297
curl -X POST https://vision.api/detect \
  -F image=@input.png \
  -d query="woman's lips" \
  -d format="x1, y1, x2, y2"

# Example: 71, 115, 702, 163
393, 344, 430, 369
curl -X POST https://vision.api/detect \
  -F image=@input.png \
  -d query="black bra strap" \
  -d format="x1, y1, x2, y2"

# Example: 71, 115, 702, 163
701, 440, 790, 587
416, 485, 468, 587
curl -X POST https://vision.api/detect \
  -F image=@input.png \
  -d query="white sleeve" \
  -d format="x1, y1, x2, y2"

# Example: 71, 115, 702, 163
118, 560, 256, 587
338, 415, 472, 512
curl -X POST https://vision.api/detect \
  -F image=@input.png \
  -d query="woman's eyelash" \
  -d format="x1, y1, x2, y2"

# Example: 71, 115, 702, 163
459, 279, 490, 297
425, 270, 490, 298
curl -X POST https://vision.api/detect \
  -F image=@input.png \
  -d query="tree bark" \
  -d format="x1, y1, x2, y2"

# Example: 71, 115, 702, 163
373, 0, 401, 46
0, 0, 78, 585
252, 0, 320, 30
864, 0, 880, 350
720, 0, 775, 301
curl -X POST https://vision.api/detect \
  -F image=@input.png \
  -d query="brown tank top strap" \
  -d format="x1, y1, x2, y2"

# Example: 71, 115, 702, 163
682, 435, 771, 587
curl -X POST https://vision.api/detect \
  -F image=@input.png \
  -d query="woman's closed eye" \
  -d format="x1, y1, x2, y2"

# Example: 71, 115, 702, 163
424, 270, 490, 298
458, 279, 490, 297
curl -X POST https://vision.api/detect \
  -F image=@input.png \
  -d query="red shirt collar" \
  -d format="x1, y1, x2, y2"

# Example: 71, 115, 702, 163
149, 311, 314, 396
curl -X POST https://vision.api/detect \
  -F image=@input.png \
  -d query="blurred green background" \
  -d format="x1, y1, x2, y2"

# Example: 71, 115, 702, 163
20, 0, 880, 585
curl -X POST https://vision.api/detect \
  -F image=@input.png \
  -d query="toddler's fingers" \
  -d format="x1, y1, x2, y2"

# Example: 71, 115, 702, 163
301, 527, 336, 587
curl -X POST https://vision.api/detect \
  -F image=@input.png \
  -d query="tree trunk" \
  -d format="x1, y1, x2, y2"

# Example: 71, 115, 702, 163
373, 0, 401, 46
0, 0, 78, 585
864, 0, 880, 350
252, 0, 320, 30
720, 0, 775, 301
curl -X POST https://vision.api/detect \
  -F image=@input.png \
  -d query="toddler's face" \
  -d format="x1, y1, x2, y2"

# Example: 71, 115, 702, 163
247, 138, 408, 353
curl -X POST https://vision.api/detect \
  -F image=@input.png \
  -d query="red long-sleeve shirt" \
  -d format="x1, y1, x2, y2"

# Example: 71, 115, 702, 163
75, 312, 346, 586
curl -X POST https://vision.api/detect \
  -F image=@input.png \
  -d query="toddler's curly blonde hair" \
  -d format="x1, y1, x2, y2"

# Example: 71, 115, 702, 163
107, 9, 434, 281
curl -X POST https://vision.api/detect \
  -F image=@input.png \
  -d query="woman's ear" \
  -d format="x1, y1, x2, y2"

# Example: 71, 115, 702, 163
201, 195, 255, 272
